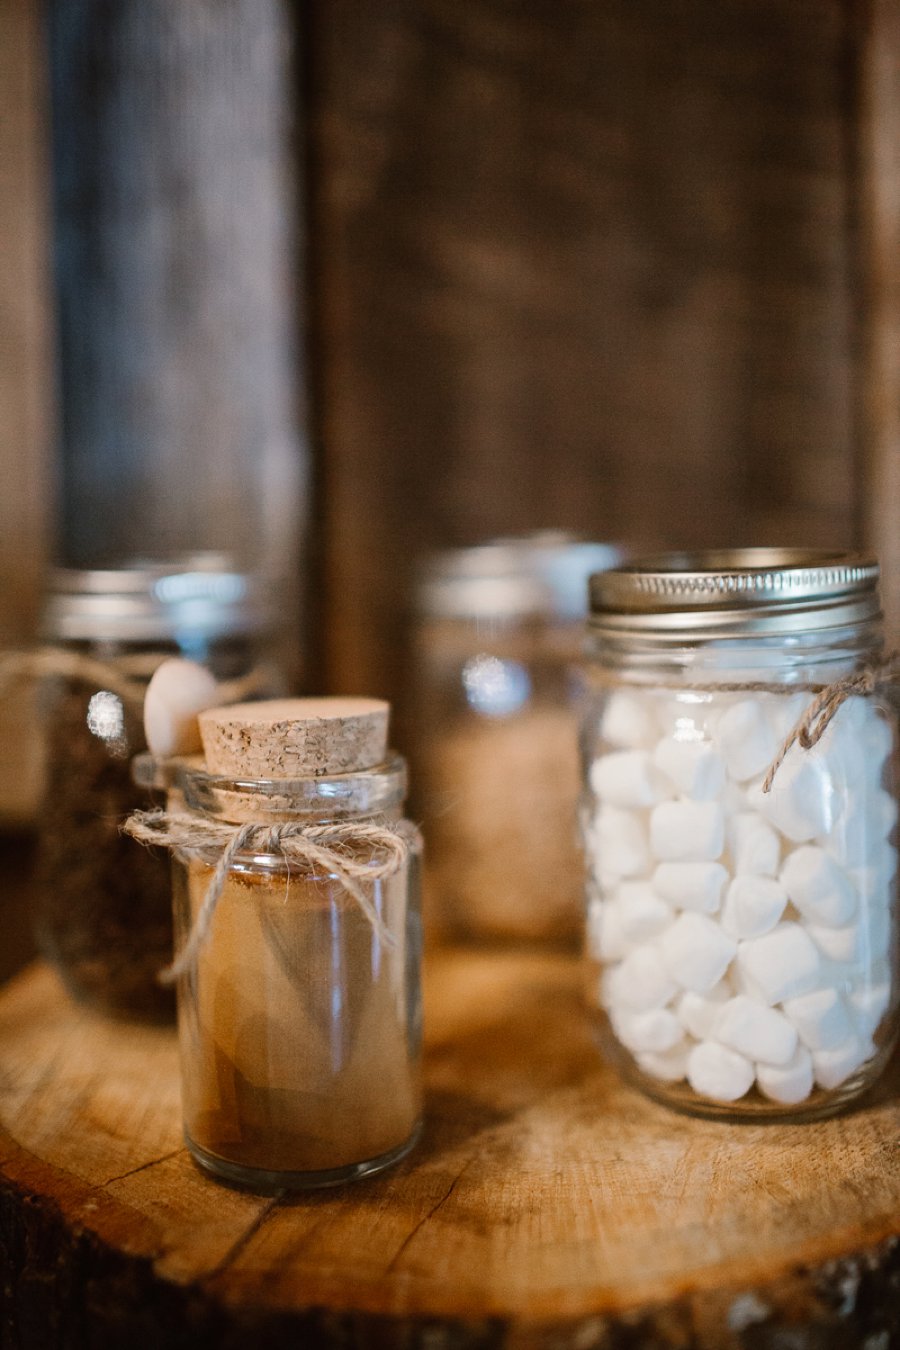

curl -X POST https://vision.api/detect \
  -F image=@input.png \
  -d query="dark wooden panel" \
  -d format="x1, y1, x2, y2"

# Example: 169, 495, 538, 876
47, 0, 307, 599
308, 0, 860, 712
858, 0, 900, 639
0, 0, 53, 822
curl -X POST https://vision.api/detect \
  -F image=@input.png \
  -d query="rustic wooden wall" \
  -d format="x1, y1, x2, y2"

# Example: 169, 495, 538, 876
859, 0, 900, 637
0, 0, 53, 823
307, 0, 865, 715
2, 0, 900, 815
47, 0, 307, 609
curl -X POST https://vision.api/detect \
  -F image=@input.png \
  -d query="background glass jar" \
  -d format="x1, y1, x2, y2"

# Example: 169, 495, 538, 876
413, 532, 621, 945
142, 754, 423, 1192
582, 550, 898, 1120
35, 557, 281, 1020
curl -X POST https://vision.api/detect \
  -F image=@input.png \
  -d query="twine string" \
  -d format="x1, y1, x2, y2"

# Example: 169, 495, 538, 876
0, 648, 269, 709
761, 655, 900, 792
590, 653, 899, 794
124, 808, 412, 983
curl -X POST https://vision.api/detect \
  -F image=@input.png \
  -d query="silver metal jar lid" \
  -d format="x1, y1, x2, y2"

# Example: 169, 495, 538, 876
419, 532, 623, 622
588, 549, 881, 638
42, 554, 274, 643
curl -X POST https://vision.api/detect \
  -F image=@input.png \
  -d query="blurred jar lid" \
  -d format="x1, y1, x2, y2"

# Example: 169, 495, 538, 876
418, 532, 624, 622
42, 553, 275, 642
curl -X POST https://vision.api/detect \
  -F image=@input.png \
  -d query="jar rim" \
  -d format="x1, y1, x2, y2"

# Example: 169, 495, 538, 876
43, 555, 274, 643
588, 549, 881, 638
133, 752, 407, 819
419, 532, 623, 621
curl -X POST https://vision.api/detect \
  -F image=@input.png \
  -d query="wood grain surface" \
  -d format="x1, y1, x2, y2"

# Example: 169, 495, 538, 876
0, 953, 898, 1347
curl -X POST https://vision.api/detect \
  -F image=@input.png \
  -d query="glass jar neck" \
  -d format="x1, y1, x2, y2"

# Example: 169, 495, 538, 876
134, 753, 408, 825
586, 617, 884, 687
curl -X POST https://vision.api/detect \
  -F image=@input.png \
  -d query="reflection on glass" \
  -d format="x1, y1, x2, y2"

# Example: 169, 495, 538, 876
462, 653, 531, 718
86, 690, 127, 756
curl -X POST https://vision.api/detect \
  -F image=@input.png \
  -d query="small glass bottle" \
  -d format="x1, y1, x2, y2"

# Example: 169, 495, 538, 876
582, 550, 898, 1120
136, 697, 422, 1192
413, 532, 621, 944
35, 557, 279, 1020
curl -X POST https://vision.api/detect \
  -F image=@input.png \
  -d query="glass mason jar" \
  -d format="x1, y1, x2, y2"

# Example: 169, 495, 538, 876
35, 557, 280, 1020
413, 532, 621, 945
153, 754, 423, 1192
582, 550, 899, 1121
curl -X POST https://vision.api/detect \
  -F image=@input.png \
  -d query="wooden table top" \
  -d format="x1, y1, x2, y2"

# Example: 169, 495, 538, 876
0, 950, 898, 1347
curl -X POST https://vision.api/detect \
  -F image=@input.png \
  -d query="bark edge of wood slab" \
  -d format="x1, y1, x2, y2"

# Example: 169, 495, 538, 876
0, 958, 898, 1349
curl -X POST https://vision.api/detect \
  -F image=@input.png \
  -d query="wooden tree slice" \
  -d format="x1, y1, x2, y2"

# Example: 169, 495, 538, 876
0, 953, 898, 1347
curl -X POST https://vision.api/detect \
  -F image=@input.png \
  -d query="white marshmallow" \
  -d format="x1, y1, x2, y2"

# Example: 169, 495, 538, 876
143, 658, 221, 757
860, 904, 892, 963
589, 750, 669, 808
660, 913, 737, 993
720, 875, 787, 940
780, 846, 857, 927
782, 988, 853, 1051
847, 979, 891, 1040
735, 922, 821, 1005
768, 691, 811, 741
650, 801, 725, 862
813, 713, 867, 789
614, 882, 673, 942
611, 1006, 684, 1054
676, 981, 732, 1039
728, 812, 781, 877
804, 921, 860, 965
686, 1041, 755, 1102
597, 966, 616, 1009
833, 694, 871, 737
723, 780, 748, 815
652, 862, 728, 914
586, 897, 630, 962
658, 695, 711, 741
861, 711, 893, 777
601, 691, 657, 748
636, 1044, 690, 1082
653, 736, 726, 801
825, 793, 897, 869
716, 699, 778, 782
592, 806, 650, 879
757, 1045, 814, 1105
714, 995, 798, 1066
850, 844, 898, 902
607, 946, 677, 1012
807, 907, 890, 967
812, 1035, 874, 1090
747, 753, 842, 844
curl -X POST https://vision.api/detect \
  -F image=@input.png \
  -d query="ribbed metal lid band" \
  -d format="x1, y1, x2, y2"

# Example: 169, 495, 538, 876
588, 550, 880, 638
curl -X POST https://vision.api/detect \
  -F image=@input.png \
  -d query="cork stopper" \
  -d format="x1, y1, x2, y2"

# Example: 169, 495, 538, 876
197, 697, 390, 778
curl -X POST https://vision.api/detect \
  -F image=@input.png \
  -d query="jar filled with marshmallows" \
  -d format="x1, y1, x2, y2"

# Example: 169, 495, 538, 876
582, 551, 898, 1120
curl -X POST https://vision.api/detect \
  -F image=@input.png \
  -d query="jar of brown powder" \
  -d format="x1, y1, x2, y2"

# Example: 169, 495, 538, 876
130, 696, 423, 1192
413, 533, 621, 945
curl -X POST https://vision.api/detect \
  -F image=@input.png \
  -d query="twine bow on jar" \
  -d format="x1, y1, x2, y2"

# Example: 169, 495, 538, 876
759, 653, 900, 792
124, 808, 415, 982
